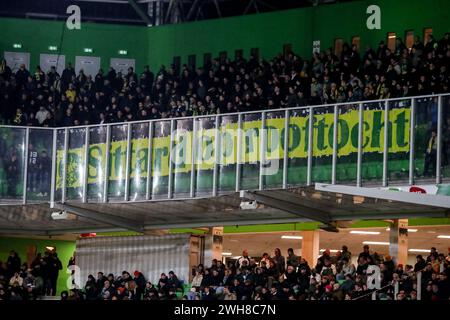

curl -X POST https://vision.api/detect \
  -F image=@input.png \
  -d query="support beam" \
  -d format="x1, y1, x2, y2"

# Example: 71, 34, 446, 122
128, 0, 152, 25
165, 0, 176, 23
186, 0, 201, 20
213, 0, 222, 17
389, 219, 408, 266
53, 203, 144, 233
301, 230, 320, 267
243, 191, 332, 225
204, 227, 224, 264
315, 183, 450, 208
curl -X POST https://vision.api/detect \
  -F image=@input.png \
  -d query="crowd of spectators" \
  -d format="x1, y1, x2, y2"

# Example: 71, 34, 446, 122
0, 250, 62, 300
0, 33, 449, 127
2, 245, 448, 301
67, 245, 450, 301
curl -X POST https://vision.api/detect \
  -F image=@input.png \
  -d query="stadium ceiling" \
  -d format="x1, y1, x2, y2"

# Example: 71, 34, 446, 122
0, 0, 360, 26
0, 186, 448, 236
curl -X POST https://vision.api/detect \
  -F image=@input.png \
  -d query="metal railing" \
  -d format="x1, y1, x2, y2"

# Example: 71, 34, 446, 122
0, 93, 448, 205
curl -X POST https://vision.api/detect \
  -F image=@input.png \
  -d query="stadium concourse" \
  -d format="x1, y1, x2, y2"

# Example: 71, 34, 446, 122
0, 0, 450, 305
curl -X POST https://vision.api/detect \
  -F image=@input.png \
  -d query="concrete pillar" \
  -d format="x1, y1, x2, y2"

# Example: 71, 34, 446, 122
301, 230, 320, 267
389, 219, 408, 266
203, 227, 223, 267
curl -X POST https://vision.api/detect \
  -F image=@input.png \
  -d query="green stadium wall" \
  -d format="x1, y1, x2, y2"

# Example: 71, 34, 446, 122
0, 0, 448, 73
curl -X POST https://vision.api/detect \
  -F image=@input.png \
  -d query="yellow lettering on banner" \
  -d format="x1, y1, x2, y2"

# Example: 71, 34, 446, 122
219, 122, 238, 166
173, 130, 193, 174
265, 118, 284, 161
55, 108, 411, 189
152, 135, 170, 177
242, 120, 260, 164
196, 127, 215, 171
288, 115, 308, 158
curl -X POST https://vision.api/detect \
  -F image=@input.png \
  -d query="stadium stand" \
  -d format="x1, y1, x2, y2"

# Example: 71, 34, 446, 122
0, 33, 448, 127
1, 245, 449, 301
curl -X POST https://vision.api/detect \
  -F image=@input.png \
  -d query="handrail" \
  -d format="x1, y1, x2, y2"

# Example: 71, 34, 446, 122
1, 93, 448, 130
0, 92, 447, 206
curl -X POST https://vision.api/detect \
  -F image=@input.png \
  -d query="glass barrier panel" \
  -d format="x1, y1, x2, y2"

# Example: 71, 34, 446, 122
55, 129, 66, 201
87, 126, 107, 202
0, 127, 25, 201
151, 121, 170, 199
240, 113, 261, 190
263, 111, 284, 189
442, 95, 450, 182
108, 124, 128, 200
287, 108, 309, 187
218, 115, 238, 194
128, 123, 150, 201
27, 129, 53, 202
312, 106, 333, 183
336, 104, 359, 184
66, 127, 86, 201
195, 117, 216, 195
173, 119, 193, 198
388, 98, 411, 184
361, 101, 385, 185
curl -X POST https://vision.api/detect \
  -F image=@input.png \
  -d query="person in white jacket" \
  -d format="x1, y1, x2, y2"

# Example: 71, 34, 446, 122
190, 270, 203, 288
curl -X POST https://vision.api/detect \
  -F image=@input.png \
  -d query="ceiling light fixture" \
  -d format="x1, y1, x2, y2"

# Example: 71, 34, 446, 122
362, 241, 389, 246
408, 249, 430, 253
350, 230, 380, 235
281, 235, 303, 240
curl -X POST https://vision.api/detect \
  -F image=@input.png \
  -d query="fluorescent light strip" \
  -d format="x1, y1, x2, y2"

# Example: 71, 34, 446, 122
281, 235, 303, 240
408, 249, 430, 253
350, 230, 380, 235
362, 241, 389, 246
437, 235, 450, 239
222, 252, 232, 256
319, 249, 340, 253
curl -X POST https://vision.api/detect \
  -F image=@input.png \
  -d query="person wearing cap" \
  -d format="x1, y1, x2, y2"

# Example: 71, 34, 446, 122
133, 270, 146, 300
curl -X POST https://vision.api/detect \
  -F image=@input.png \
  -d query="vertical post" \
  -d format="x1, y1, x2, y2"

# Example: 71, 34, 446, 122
409, 98, 416, 185
235, 114, 243, 192
331, 105, 338, 185
124, 123, 132, 201
50, 129, 57, 206
417, 271, 422, 300
212, 115, 220, 197
259, 112, 266, 190
282, 110, 289, 189
190, 119, 197, 198
145, 122, 153, 200
356, 103, 363, 187
82, 127, 90, 203
102, 125, 111, 203
22, 127, 30, 204
372, 291, 377, 300
168, 119, 175, 199
436, 96, 443, 183
394, 281, 399, 300
383, 100, 389, 187
61, 128, 69, 203
307, 107, 313, 186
